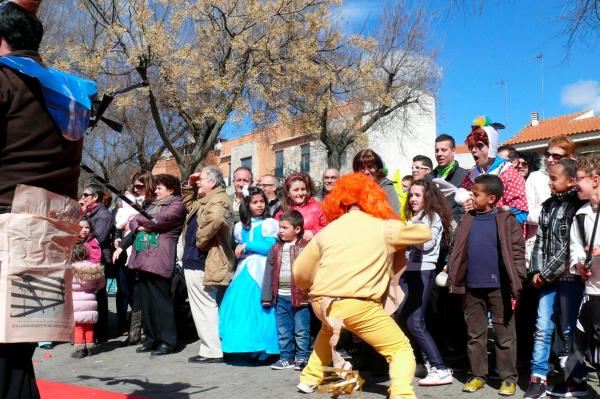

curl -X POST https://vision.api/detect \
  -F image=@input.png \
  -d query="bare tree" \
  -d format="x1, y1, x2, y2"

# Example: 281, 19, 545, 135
49, 0, 341, 181
291, 1, 439, 168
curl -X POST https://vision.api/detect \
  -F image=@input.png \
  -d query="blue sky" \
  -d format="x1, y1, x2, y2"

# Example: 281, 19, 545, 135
221, 1, 600, 144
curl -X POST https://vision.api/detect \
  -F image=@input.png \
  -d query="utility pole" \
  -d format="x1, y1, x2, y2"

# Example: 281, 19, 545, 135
497, 80, 509, 137
535, 54, 545, 119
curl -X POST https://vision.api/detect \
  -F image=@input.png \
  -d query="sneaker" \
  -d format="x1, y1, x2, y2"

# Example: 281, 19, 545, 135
70, 349, 87, 359
548, 379, 588, 398
294, 359, 307, 371
297, 382, 316, 393
499, 380, 517, 396
271, 359, 295, 370
418, 367, 453, 386
524, 377, 547, 399
462, 376, 485, 393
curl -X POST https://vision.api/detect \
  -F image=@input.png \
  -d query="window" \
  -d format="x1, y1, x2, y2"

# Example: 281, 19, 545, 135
275, 150, 284, 178
300, 144, 310, 173
340, 150, 348, 168
241, 156, 252, 171
227, 162, 232, 186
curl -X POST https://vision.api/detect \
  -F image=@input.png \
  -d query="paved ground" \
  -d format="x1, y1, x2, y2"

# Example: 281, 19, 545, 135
33, 301, 600, 399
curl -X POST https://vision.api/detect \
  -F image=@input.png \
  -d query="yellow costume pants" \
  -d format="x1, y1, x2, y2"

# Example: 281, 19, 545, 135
300, 298, 416, 399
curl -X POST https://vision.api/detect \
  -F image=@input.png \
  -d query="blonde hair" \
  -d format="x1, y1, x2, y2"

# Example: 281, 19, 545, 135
576, 153, 600, 176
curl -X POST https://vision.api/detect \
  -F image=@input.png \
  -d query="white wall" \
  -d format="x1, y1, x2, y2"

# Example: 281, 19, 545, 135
366, 94, 436, 180
455, 152, 475, 170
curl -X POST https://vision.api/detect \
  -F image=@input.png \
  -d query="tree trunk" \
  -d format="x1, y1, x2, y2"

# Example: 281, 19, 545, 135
327, 147, 342, 169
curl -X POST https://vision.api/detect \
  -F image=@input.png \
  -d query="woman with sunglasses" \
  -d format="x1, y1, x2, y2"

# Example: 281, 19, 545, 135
112, 170, 157, 346
459, 116, 528, 224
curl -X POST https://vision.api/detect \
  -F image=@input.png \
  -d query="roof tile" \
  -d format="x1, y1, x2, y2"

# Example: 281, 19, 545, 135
505, 111, 600, 145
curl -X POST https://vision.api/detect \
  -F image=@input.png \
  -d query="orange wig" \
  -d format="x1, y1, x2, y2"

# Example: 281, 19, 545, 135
322, 173, 400, 222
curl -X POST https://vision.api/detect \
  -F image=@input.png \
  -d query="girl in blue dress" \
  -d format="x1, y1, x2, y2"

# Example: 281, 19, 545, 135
220, 187, 280, 355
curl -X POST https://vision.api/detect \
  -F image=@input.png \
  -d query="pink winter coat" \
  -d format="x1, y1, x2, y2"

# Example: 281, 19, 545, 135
71, 261, 105, 325
84, 238, 102, 263
275, 198, 327, 235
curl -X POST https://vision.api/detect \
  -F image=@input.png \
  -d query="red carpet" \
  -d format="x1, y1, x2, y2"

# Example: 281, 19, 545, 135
37, 379, 147, 399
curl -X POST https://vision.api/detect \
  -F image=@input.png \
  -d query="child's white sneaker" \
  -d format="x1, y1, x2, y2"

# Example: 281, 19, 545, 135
297, 382, 316, 393
418, 367, 453, 386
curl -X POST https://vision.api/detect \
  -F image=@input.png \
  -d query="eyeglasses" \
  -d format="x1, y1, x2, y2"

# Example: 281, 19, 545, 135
81, 193, 92, 198
257, 183, 275, 188
323, 176, 338, 180
544, 152, 566, 160
576, 175, 591, 182
411, 166, 431, 171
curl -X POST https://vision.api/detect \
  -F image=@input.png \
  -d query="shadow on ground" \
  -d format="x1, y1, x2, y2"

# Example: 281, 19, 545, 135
77, 375, 218, 399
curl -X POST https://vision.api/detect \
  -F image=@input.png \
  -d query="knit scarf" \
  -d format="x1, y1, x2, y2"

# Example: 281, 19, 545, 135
435, 160, 457, 179
134, 195, 172, 253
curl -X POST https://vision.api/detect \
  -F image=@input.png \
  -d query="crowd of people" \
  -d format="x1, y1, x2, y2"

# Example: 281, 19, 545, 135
63, 116, 600, 399
2, 3, 597, 399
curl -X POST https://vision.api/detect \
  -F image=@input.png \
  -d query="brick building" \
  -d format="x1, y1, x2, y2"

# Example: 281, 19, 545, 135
154, 98, 437, 186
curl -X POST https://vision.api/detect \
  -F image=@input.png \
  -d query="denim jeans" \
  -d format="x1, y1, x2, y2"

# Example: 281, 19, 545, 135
531, 280, 584, 378
275, 295, 311, 361
397, 270, 445, 369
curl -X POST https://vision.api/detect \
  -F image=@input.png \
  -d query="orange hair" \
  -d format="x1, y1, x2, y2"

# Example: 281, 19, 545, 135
322, 173, 400, 222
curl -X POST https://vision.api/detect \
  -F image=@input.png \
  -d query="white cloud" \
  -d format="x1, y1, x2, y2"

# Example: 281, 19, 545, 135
332, 0, 381, 26
561, 80, 600, 112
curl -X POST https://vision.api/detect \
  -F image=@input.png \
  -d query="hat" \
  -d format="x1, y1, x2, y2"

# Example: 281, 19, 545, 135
472, 116, 500, 158
9, 0, 41, 15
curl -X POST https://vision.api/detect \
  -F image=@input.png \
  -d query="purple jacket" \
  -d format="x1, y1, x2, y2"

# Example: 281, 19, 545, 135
128, 195, 186, 278
71, 261, 105, 325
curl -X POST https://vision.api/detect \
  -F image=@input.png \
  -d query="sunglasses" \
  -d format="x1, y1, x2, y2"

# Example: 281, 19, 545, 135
468, 142, 486, 151
133, 184, 145, 189
81, 193, 92, 198
544, 152, 566, 160
517, 161, 528, 167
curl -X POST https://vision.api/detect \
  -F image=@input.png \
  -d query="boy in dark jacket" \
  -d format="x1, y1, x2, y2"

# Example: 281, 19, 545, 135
448, 174, 526, 396
524, 159, 587, 399
262, 210, 310, 371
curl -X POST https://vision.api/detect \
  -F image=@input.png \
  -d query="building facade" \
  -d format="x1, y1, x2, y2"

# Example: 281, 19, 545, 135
213, 98, 436, 185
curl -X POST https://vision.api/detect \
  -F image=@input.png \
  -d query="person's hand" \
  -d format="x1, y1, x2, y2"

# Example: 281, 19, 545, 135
576, 262, 592, 281
261, 301, 272, 308
235, 243, 246, 258
303, 230, 315, 240
112, 248, 123, 264
137, 226, 148, 232
114, 238, 122, 249
463, 197, 474, 213
591, 244, 600, 257
532, 273, 544, 288
188, 172, 201, 187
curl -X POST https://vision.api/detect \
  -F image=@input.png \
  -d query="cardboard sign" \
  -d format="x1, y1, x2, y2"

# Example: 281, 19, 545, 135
0, 185, 82, 343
